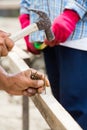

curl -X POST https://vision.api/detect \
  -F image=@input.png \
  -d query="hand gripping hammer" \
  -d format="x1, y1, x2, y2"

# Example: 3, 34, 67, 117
10, 9, 55, 50
9, 9, 87, 51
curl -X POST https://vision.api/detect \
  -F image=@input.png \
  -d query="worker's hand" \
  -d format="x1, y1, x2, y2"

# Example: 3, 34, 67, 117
19, 14, 40, 54
44, 9, 80, 47
23, 69, 50, 96
0, 30, 14, 56
0, 68, 49, 96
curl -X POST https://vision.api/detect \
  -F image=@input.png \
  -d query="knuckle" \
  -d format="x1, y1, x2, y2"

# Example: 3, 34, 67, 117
2, 50, 8, 56
5, 38, 14, 51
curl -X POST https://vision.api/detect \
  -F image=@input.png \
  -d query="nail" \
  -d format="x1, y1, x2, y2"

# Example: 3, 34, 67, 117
27, 88, 33, 93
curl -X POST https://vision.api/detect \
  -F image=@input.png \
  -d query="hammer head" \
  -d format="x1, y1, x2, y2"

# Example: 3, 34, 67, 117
29, 9, 55, 41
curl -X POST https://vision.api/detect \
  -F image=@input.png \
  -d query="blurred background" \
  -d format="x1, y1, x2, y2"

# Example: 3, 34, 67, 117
0, 0, 19, 17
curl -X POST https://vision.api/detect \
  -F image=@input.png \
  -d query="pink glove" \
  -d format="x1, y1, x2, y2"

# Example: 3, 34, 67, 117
19, 14, 40, 54
45, 9, 80, 47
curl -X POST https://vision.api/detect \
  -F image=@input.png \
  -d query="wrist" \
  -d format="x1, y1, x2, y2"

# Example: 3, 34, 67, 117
0, 71, 9, 90
0, 66, 13, 91
63, 9, 80, 23
52, 9, 80, 43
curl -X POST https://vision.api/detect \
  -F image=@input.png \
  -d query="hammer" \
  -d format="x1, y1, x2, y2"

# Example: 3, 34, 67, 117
10, 9, 54, 49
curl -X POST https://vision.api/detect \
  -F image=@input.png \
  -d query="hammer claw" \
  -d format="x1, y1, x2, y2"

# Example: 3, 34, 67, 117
29, 9, 55, 41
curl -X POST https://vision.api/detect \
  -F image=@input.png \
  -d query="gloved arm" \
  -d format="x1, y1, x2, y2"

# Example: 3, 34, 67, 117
44, 9, 80, 47
19, 14, 40, 54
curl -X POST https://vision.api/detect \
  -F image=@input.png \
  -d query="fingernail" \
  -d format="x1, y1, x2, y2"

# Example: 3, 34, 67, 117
27, 89, 33, 93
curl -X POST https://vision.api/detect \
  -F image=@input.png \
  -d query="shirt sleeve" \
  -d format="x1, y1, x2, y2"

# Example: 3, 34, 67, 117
20, 0, 31, 14
65, 0, 87, 19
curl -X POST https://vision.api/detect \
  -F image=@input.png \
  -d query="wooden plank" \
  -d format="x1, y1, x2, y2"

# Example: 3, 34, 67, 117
31, 94, 82, 130
12, 46, 31, 59
3, 51, 82, 130
7, 51, 29, 130
22, 96, 29, 130
7, 51, 29, 73
0, 1, 20, 10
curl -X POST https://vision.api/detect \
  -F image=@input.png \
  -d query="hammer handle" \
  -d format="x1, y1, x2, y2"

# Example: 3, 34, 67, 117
10, 23, 38, 42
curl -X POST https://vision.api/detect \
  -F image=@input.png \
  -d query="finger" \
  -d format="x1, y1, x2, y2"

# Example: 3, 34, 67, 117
25, 68, 44, 80
0, 30, 11, 37
6, 90, 23, 95
1, 45, 8, 56
5, 38, 14, 51
24, 69, 50, 87
33, 73, 50, 87
24, 69, 37, 77
44, 39, 52, 46
30, 69, 50, 86
23, 88, 37, 96
29, 80, 44, 88
23, 92, 35, 97
44, 39, 58, 47
27, 87, 37, 94
0, 39, 8, 56
43, 76, 50, 87
37, 86, 45, 94
0, 44, 2, 56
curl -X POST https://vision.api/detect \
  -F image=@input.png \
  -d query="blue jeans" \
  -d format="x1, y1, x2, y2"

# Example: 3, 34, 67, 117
43, 46, 87, 130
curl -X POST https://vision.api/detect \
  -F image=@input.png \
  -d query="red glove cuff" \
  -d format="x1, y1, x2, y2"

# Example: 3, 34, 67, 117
19, 14, 30, 29
24, 36, 40, 54
50, 9, 80, 45
63, 9, 80, 24
19, 14, 40, 54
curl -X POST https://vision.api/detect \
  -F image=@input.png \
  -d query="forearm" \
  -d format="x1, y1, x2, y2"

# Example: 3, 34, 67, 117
0, 66, 8, 90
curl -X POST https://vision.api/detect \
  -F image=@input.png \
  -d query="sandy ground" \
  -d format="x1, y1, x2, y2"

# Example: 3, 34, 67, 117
0, 17, 52, 130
